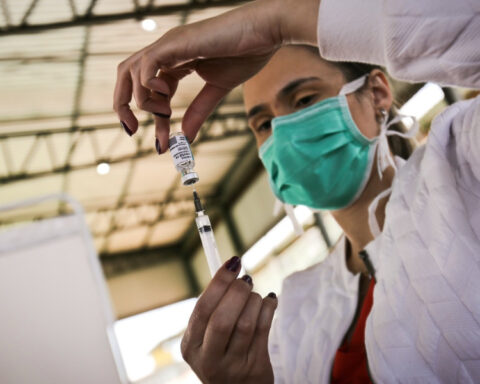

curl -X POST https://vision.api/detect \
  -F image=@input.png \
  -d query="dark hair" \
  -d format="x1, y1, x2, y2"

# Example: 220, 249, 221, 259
298, 45, 414, 160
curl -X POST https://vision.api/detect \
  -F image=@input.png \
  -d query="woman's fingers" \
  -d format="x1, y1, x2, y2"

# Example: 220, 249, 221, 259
226, 292, 263, 357
248, 294, 278, 360
152, 67, 195, 150
182, 83, 230, 142
113, 63, 139, 135
153, 115, 170, 155
202, 276, 254, 358
181, 257, 242, 358
132, 66, 172, 117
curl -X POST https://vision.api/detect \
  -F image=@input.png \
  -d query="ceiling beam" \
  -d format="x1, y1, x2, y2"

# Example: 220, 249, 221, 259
0, 115, 249, 184
0, 0, 249, 36
0, 111, 246, 139
0, 194, 217, 227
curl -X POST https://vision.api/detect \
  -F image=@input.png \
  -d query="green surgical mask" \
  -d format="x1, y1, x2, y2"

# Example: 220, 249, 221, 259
259, 75, 377, 210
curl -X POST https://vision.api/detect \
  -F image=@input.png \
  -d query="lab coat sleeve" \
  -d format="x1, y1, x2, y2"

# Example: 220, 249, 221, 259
317, 0, 480, 89
446, 97, 480, 186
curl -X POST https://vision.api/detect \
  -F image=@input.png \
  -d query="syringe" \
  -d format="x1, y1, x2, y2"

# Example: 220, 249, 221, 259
193, 190, 222, 277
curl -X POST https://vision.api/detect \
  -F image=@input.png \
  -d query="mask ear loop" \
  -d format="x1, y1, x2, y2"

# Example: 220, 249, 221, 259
368, 108, 419, 237
376, 108, 419, 179
273, 198, 304, 236
339, 74, 368, 96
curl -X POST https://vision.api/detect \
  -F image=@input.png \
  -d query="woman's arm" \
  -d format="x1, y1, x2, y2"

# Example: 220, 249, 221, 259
113, 0, 320, 148
317, 0, 480, 88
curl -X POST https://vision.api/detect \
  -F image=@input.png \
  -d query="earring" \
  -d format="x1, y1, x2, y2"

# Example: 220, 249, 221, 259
380, 108, 388, 124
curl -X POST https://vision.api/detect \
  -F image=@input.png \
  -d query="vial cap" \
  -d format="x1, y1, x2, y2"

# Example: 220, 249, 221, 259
181, 172, 199, 186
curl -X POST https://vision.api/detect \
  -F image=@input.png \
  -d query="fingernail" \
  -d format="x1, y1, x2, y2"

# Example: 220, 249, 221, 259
121, 121, 132, 136
153, 112, 171, 119
155, 91, 169, 97
241, 274, 253, 285
226, 256, 240, 272
187, 136, 194, 145
267, 292, 277, 299
155, 138, 161, 154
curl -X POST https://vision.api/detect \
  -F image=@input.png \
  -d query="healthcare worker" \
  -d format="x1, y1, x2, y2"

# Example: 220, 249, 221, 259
114, 0, 480, 382
243, 45, 414, 383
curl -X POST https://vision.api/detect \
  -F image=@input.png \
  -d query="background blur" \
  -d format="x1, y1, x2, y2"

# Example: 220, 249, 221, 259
0, 0, 477, 383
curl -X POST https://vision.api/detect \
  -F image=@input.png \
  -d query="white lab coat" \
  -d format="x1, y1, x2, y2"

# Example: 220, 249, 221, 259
269, 237, 363, 383
269, 0, 480, 382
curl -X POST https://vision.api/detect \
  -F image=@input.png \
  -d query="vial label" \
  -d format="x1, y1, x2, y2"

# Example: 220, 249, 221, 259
169, 134, 194, 166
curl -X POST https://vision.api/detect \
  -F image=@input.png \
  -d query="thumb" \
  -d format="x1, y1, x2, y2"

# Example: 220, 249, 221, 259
181, 83, 229, 142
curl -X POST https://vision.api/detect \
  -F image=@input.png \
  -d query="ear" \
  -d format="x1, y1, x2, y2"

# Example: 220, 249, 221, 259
367, 69, 393, 120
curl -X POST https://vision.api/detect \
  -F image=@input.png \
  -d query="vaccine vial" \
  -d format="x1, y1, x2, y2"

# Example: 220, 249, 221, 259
168, 132, 199, 186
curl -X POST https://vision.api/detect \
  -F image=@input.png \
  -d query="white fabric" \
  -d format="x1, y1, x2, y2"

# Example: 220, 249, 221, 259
269, 238, 360, 384
364, 98, 480, 383
312, 1, 480, 382
318, 0, 480, 89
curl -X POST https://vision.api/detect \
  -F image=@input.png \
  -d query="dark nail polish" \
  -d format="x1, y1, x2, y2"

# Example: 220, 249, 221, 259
153, 112, 171, 119
121, 121, 132, 136
155, 138, 161, 154
226, 256, 240, 272
267, 292, 277, 299
241, 274, 253, 285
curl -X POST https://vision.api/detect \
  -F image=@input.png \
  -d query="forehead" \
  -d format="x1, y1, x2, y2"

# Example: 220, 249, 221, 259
243, 46, 345, 110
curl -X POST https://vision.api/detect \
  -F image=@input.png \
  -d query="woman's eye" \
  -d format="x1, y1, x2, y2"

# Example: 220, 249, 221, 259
295, 95, 316, 108
257, 120, 271, 133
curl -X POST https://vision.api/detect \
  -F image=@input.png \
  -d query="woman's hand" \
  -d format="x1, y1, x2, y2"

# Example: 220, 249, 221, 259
181, 256, 278, 384
113, 0, 320, 153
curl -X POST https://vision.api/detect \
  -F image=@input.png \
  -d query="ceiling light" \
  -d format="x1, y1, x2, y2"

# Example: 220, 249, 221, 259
141, 19, 157, 32
96, 162, 110, 175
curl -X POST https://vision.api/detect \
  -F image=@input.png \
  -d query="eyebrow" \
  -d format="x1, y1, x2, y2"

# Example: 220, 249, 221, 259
247, 77, 322, 120
278, 77, 321, 98
247, 103, 269, 120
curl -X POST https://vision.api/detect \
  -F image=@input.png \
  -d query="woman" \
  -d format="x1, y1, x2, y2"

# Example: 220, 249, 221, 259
243, 45, 413, 383
114, 0, 480, 382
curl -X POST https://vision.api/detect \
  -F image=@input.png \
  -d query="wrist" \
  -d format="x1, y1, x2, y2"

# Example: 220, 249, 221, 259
277, 0, 320, 45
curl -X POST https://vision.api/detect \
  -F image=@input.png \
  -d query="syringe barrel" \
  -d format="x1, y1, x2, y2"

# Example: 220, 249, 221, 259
195, 213, 222, 277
